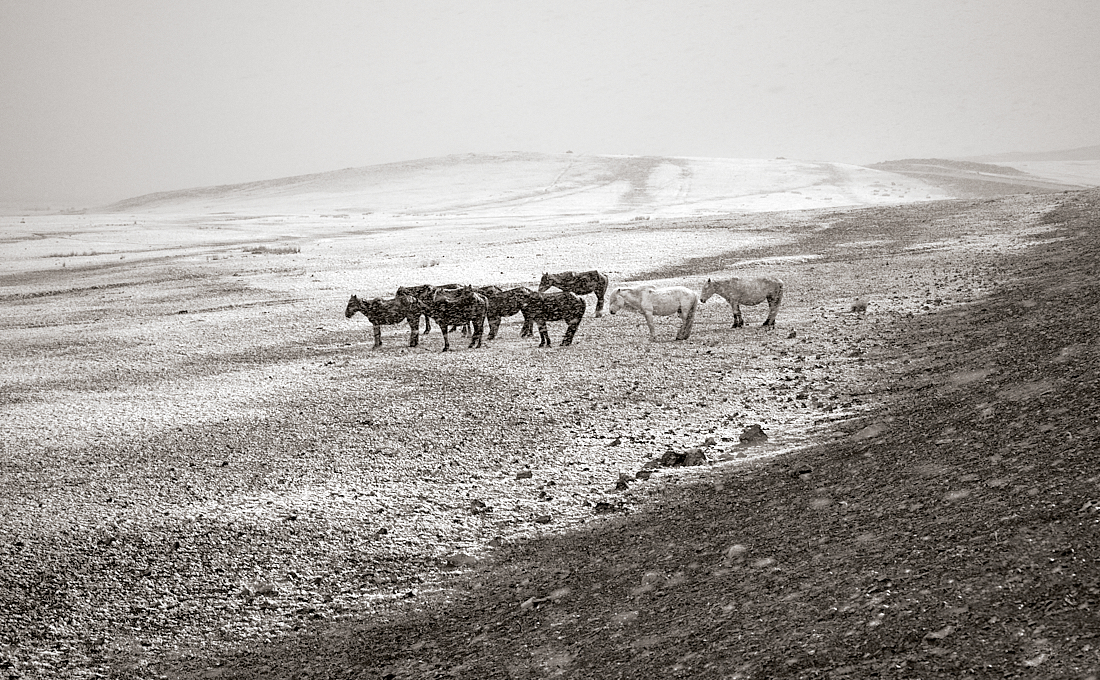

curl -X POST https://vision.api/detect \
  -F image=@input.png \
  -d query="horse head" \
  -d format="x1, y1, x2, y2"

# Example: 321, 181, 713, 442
345, 294, 362, 318
537, 272, 553, 292
608, 288, 624, 315
700, 279, 716, 303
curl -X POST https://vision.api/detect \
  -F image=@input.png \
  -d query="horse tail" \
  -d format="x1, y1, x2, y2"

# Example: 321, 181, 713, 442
773, 279, 785, 306
678, 293, 698, 340
594, 271, 609, 316
596, 271, 609, 296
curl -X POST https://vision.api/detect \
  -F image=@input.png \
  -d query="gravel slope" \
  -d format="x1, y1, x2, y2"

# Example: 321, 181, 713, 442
1, 189, 1096, 679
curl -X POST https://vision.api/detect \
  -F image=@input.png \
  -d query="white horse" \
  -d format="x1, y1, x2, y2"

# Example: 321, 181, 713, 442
700, 276, 784, 328
608, 284, 699, 341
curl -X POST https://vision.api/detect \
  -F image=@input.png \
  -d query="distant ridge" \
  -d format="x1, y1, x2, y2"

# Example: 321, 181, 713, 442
963, 144, 1100, 162
93, 151, 1089, 218
94, 152, 958, 217
866, 158, 1086, 198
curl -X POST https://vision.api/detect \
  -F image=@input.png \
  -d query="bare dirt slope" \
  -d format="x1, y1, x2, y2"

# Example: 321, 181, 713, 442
1, 189, 1098, 679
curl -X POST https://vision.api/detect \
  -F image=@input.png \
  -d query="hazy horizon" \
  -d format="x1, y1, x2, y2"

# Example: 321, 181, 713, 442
3, 0, 1099, 208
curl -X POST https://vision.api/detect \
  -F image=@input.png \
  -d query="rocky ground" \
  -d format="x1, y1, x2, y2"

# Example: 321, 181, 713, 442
1, 189, 1098, 679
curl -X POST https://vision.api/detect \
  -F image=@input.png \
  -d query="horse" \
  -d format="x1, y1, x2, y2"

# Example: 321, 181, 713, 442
516, 290, 586, 347
423, 285, 488, 351
477, 285, 536, 340
608, 284, 698, 341
396, 283, 461, 333
538, 270, 609, 317
344, 294, 422, 348
699, 276, 784, 328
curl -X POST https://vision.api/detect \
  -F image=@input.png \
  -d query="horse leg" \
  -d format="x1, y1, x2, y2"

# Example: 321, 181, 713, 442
407, 318, 419, 347
487, 315, 500, 341
644, 311, 659, 341
372, 324, 383, 349
731, 301, 744, 328
423, 314, 432, 334
440, 327, 451, 352
469, 318, 484, 349
538, 320, 550, 348
676, 316, 689, 341
561, 317, 581, 346
594, 292, 604, 318
520, 313, 534, 337
763, 294, 779, 327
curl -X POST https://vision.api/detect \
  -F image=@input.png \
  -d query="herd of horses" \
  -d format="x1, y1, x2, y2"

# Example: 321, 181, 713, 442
345, 270, 785, 351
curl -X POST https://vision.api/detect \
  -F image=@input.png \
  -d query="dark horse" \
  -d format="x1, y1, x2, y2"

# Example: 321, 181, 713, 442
477, 285, 536, 340
344, 294, 421, 348
538, 270, 609, 317
396, 283, 461, 333
517, 290, 586, 347
423, 286, 488, 351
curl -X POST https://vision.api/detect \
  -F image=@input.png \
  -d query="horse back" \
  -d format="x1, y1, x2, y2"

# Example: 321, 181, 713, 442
427, 288, 488, 323
525, 291, 585, 321
365, 296, 418, 325
485, 286, 532, 317
643, 286, 697, 315
718, 276, 783, 305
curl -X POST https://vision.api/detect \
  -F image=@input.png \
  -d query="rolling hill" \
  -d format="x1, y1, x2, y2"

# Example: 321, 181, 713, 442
95, 152, 956, 218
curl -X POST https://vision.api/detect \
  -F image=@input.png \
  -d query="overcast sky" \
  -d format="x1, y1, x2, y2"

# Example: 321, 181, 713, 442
2, 0, 1098, 207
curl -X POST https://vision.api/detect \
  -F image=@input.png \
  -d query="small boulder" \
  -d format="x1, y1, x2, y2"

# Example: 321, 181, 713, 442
658, 447, 709, 468
594, 501, 623, 514
739, 424, 768, 444
681, 447, 709, 466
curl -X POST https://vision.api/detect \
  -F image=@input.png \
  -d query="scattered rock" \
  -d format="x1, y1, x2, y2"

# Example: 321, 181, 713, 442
682, 448, 709, 466
657, 447, 710, 468
724, 544, 747, 561
469, 499, 492, 514
791, 466, 813, 479
851, 298, 868, 313
739, 425, 768, 444
593, 501, 624, 514
444, 553, 479, 568
852, 423, 887, 440
516, 470, 533, 480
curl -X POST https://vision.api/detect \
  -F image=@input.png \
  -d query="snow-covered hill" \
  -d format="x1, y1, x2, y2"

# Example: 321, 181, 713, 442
98, 152, 955, 218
